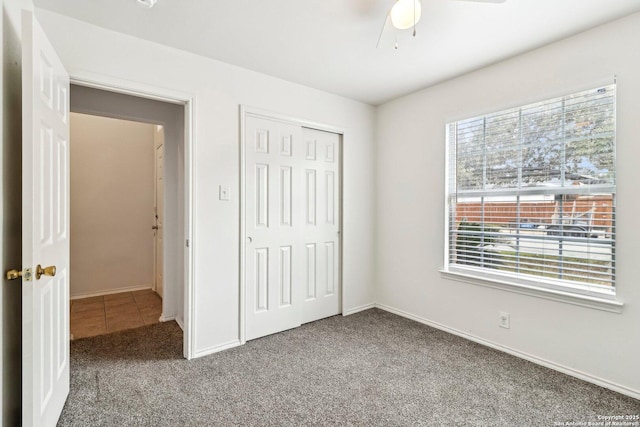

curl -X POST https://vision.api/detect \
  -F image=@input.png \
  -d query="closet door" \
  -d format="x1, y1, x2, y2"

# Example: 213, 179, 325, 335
244, 117, 342, 341
300, 128, 341, 324
245, 116, 304, 340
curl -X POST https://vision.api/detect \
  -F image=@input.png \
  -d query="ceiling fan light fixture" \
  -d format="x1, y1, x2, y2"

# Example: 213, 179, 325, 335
136, 0, 158, 8
390, 0, 422, 30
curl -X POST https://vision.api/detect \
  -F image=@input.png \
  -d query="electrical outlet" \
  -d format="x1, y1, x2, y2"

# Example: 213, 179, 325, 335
499, 311, 510, 329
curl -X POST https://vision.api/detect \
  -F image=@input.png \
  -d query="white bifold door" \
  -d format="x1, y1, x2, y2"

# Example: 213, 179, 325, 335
245, 116, 341, 341
22, 11, 70, 427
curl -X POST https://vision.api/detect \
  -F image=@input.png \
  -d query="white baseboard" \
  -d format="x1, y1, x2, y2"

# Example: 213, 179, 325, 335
174, 316, 184, 331
192, 340, 241, 359
70, 284, 153, 300
343, 303, 376, 316
160, 314, 176, 323
375, 303, 640, 401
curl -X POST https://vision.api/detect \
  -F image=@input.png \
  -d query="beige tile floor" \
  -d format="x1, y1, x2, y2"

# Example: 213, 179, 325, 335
70, 289, 162, 339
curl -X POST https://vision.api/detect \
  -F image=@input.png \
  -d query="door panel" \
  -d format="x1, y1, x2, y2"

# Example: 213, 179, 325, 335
245, 117, 303, 340
300, 128, 341, 324
22, 11, 70, 427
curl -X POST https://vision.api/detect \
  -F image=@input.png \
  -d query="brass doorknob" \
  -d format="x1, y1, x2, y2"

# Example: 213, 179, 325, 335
36, 265, 56, 280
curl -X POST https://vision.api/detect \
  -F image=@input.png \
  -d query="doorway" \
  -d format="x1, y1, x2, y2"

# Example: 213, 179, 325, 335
68, 113, 165, 338
68, 84, 187, 343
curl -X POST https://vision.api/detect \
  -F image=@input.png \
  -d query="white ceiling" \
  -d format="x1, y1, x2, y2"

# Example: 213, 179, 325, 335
33, 0, 640, 105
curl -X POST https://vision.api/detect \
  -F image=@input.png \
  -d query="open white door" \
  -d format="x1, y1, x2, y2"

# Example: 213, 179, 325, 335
22, 10, 70, 427
154, 138, 165, 299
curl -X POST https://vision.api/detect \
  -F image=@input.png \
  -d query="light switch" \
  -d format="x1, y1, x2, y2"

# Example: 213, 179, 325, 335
219, 185, 230, 201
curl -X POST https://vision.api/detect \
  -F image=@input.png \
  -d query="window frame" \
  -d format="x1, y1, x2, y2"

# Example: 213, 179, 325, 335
442, 85, 622, 312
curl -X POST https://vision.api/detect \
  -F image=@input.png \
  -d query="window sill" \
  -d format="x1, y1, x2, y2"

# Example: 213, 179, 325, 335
439, 268, 624, 313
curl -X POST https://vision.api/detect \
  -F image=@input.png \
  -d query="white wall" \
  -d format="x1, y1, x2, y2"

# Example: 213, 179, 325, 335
35, 9, 377, 355
376, 13, 640, 397
70, 113, 155, 298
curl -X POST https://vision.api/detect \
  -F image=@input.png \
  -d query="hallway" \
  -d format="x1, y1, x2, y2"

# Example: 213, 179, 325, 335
70, 289, 162, 339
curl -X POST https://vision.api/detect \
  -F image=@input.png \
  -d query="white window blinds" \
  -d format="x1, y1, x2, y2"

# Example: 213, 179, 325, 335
446, 84, 616, 297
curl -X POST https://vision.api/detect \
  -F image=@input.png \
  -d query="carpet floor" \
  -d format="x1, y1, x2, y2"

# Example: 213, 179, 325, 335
58, 309, 639, 426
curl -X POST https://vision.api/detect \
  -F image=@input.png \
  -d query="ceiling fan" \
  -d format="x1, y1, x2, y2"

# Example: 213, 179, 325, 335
377, 0, 507, 49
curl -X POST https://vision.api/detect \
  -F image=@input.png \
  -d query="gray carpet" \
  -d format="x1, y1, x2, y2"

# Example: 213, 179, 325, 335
58, 309, 639, 426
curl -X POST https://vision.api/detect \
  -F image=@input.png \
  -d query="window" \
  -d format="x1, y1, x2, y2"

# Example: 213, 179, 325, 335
446, 84, 616, 299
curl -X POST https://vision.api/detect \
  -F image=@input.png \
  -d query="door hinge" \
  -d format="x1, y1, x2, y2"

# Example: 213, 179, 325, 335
186, 239, 189, 248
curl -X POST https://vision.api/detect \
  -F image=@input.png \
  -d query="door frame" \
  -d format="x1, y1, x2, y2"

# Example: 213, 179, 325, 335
239, 105, 345, 344
69, 69, 197, 359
